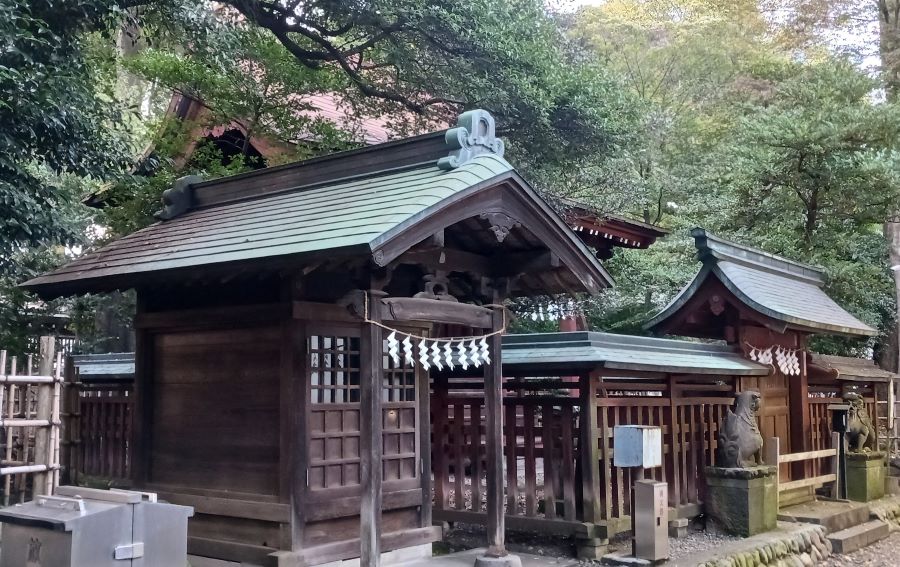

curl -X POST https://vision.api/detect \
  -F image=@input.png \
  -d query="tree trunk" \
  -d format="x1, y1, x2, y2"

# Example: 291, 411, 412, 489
884, 222, 900, 373
879, 0, 900, 449
880, 0, 900, 99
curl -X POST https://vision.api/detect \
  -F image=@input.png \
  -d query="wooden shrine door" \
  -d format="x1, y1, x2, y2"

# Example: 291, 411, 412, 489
302, 323, 426, 550
740, 372, 791, 476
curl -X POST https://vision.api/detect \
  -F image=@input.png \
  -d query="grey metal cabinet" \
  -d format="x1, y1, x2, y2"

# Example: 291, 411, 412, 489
0, 486, 193, 567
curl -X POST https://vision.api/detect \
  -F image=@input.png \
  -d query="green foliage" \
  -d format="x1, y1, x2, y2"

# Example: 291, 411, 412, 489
123, 21, 352, 150
0, 0, 128, 266
218, 0, 640, 171
699, 60, 900, 351
570, 3, 900, 354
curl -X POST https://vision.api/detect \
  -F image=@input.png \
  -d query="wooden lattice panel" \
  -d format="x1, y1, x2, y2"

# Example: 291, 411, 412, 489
382, 405, 416, 482
382, 351, 418, 482
308, 331, 362, 490
309, 406, 361, 489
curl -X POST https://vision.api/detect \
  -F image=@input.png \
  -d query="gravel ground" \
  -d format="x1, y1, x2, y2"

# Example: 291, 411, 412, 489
665, 527, 741, 562
439, 519, 739, 565
820, 529, 900, 566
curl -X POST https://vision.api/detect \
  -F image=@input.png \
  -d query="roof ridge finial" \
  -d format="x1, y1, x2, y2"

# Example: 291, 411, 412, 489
155, 175, 202, 220
437, 109, 505, 170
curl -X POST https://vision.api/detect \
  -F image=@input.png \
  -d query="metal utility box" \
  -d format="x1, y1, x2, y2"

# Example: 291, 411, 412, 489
634, 479, 668, 562
614, 425, 662, 469
829, 404, 849, 433
0, 486, 193, 567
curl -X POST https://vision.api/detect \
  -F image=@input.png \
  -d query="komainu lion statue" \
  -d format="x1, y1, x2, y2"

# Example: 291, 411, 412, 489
844, 391, 876, 453
716, 390, 764, 468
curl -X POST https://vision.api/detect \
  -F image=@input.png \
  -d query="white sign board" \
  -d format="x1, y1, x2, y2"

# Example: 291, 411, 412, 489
613, 425, 662, 468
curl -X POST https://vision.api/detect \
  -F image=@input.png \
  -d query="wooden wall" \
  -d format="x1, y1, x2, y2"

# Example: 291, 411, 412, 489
150, 325, 281, 494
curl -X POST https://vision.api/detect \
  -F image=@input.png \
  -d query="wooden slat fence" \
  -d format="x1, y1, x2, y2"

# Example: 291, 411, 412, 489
77, 381, 132, 481
432, 379, 582, 530
431, 375, 737, 537
597, 380, 734, 520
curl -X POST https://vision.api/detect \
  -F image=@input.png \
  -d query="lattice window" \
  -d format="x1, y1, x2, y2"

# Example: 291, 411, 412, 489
310, 335, 361, 404
382, 349, 416, 403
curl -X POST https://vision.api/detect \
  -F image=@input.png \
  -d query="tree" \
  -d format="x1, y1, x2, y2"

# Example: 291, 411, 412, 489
0, 0, 129, 267
205, 0, 637, 168
700, 60, 900, 353
123, 22, 353, 156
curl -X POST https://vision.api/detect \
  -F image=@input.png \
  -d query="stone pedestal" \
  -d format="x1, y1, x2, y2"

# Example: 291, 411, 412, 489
705, 466, 777, 536
846, 451, 885, 502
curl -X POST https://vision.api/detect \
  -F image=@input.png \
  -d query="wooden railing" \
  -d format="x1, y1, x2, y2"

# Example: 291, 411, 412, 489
765, 435, 839, 506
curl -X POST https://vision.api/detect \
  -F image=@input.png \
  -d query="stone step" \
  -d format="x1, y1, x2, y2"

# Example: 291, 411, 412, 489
827, 520, 890, 554
778, 500, 871, 533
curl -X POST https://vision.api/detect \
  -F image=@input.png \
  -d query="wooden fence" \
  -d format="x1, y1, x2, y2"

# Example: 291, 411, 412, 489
75, 381, 132, 481
431, 374, 737, 538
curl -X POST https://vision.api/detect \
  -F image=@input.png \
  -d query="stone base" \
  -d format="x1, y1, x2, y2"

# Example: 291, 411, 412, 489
668, 518, 689, 538
576, 537, 609, 560
705, 466, 777, 537
600, 551, 655, 566
846, 451, 886, 502
473, 554, 523, 567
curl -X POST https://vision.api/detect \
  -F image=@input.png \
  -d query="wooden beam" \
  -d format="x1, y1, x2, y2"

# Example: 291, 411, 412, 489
135, 303, 285, 329
778, 474, 836, 492
359, 291, 384, 566
396, 247, 490, 274
378, 296, 493, 328
484, 307, 507, 557
395, 246, 560, 280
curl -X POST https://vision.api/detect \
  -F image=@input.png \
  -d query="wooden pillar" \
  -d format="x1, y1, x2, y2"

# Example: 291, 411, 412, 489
579, 371, 601, 523
360, 291, 384, 566
285, 309, 308, 552
62, 356, 79, 486
484, 307, 506, 557
132, 292, 151, 487
417, 352, 433, 528
789, 335, 811, 479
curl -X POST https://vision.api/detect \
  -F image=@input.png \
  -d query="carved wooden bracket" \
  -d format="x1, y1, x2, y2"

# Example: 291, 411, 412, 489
480, 212, 520, 243
709, 294, 726, 316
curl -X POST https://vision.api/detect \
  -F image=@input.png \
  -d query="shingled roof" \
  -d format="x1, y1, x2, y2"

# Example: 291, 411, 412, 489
502, 331, 770, 375
808, 354, 897, 383
645, 228, 876, 337
24, 111, 611, 299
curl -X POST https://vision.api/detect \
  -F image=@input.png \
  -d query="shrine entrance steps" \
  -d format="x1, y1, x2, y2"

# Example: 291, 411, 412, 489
779, 498, 892, 555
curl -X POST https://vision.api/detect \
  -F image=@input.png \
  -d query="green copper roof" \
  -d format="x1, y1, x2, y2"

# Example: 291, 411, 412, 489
24, 110, 614, 298
24, 155, 514, 288
645, 228, 876, 337
502, 331, 770, 375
